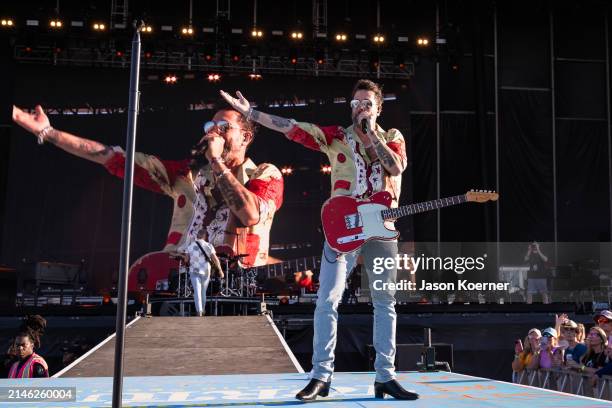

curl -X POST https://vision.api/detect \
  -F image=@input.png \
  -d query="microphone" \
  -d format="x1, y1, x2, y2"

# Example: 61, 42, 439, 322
361, 118, 368, 134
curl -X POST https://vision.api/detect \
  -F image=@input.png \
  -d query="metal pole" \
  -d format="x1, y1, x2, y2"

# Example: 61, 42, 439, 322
494, 2, 501, 287
436, 1, 441, 250
605, 12, 612, 274
549, 6, 558, 265
112, 20, 142, 408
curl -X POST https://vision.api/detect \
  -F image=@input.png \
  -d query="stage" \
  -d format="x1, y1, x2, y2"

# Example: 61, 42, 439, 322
0, 371, 610, 407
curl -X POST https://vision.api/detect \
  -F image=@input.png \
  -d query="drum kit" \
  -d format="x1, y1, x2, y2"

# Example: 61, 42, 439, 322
169, 253, 259, 299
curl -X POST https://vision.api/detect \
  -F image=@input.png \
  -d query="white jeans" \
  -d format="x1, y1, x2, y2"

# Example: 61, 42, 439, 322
311, 240, 398, 383
190, 272, 211, 314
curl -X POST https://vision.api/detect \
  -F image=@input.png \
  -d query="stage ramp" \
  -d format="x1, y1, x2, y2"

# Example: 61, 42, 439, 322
56, 315, 302, 377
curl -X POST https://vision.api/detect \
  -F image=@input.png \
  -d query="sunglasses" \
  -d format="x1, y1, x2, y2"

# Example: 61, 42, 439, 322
203, 120, 241, 135
349, 99, 374, 109
597, 317, 611, 324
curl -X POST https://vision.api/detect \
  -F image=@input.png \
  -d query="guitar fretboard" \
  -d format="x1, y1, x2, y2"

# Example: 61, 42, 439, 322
246, 256, 322, 280
381, 194, 467, 220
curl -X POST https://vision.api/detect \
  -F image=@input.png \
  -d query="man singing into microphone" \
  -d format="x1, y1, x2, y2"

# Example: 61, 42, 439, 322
12, 106, 283, 269
221, 79, 417, 401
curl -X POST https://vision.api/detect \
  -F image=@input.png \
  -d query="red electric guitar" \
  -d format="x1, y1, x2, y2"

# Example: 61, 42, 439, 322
321, 190, 499, 253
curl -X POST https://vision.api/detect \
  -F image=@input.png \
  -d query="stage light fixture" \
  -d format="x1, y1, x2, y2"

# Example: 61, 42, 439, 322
280, 166, 293, 175
321, 165, 332, 174
417, 37, 429, 46
49, 19, 63, 29
93, 23, 106, 31
373, 34, 385, 43
251, 29, 263, 38
335, 33, 347, 42
249, 73, 262, 80
207, 73, 221, 82
181, 26, 194, 36
1, 19, 14, 27
290, 31, 303, 40
290, 57, 297, 64
164, 74, 178, 84
143, 25, 153, 33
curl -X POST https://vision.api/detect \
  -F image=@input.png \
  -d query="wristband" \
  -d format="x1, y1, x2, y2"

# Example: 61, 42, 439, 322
37, 126, 54, 145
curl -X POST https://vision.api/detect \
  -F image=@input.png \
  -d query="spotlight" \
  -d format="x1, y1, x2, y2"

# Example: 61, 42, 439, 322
181, 26, 194, 36
207, 73, 221, 82
144, 51, 152, 59
93, 22, 106, 31
335, 33, 347, 42
280, 166, 293, 175
115, 50, 124, 57
251, 29, 263, 38
290, 31, 303, 40
164, 74, 178, 84
49, 19, 63, 29
373, 34, 385, 43
321, 165, 332, 174
290, 57, 297, 64
417, 37, 429, 46
1, 19, 14, 27
143, 25, 153, 33
248, 73, 262, 80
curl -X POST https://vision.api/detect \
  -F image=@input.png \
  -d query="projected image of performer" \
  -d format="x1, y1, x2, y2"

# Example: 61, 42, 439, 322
221, 80, 418, 401
11, 105, 283, 276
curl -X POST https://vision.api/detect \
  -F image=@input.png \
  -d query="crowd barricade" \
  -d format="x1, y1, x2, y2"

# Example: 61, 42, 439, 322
513, 368, 612, 400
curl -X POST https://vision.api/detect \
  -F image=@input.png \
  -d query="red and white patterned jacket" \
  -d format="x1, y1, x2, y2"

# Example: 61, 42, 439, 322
104, 148, 283, 267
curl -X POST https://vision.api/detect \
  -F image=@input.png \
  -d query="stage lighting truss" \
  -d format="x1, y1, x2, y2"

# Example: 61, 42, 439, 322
13, 45, 414, 79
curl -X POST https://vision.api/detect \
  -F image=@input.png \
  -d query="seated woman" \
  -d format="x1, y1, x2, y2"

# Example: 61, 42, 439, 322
574, 327, 608, 375
512, 328, 541, 376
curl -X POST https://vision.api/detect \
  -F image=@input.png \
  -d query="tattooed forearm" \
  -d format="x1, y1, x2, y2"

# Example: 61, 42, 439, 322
215, 172, 261, 226
217, 175, 246, 212
44, 129, 114, 164
249, 110, 294, 134
373, 141, 404, 176
271, 115, 292, 129
78, 141, 112, 157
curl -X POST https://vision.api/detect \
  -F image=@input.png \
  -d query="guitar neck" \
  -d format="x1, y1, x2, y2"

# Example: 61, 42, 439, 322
382, 194, 467, 221
253, 256, 321, 280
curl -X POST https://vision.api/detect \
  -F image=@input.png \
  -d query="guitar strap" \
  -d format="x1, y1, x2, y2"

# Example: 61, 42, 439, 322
195, 240, 213, 265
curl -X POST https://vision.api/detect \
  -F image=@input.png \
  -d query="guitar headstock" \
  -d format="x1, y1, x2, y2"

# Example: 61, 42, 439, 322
466, 189, 499, 203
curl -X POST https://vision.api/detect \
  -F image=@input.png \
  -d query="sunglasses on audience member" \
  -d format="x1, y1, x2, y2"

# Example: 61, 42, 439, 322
203, 120, 242, 135
350, 99, 374, 109
597, 317, 611, 324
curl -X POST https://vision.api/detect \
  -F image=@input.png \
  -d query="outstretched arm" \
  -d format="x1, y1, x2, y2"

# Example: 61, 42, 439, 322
12, 105, 114, 165
220, 90, 294, 134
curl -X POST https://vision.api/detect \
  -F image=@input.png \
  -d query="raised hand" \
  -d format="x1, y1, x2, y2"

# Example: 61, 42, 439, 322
219, 90, 250, 116
555, 313, 568, 326
12, 105, 50, 135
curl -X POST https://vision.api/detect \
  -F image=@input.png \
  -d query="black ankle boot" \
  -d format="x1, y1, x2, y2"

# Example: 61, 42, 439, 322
374, 379, 419, 400
295, 379, 331, 401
